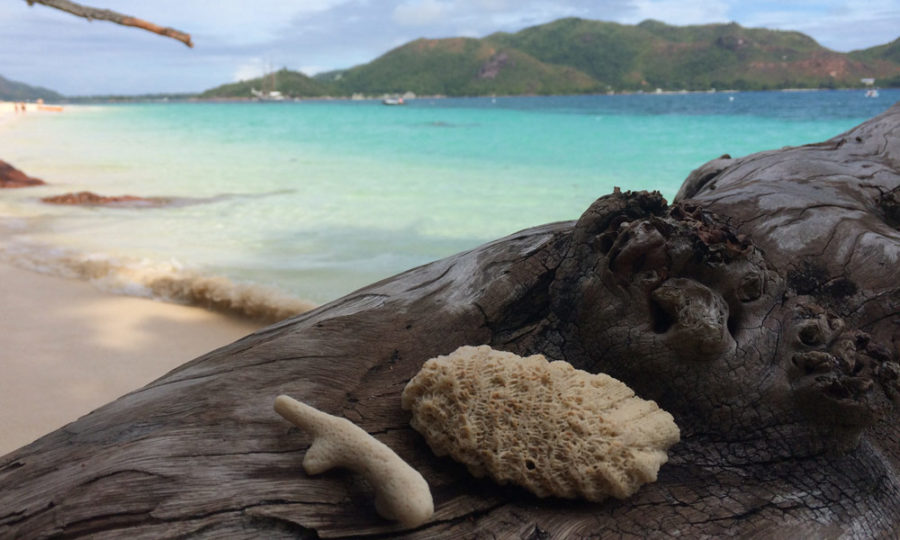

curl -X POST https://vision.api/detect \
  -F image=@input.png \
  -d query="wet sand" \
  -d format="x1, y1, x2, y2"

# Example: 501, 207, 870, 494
0, 261, 262, 456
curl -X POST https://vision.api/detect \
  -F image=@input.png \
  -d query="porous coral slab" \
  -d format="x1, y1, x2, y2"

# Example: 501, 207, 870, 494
401, 345, 680, 501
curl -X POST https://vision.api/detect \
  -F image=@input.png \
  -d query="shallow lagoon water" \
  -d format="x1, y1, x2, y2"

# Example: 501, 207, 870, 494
1, 90, 896, 313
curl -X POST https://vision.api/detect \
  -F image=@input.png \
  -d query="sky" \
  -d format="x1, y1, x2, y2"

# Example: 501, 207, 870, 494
1, 0, 898, 96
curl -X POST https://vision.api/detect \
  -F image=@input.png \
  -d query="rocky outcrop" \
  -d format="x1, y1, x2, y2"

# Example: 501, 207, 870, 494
477, 51, 511, 79
41, 191, 166, 206
0, 159, 45, 188
1, 104, 899, 538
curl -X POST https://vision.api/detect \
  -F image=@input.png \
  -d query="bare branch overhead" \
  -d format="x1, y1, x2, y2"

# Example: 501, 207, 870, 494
25, 0, 193, 47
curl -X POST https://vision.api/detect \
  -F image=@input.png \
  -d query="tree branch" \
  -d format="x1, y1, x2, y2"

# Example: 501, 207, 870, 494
26, 0, 193, 47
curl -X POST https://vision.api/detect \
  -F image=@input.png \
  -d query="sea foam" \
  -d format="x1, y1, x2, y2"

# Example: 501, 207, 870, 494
0, 239, 316, 323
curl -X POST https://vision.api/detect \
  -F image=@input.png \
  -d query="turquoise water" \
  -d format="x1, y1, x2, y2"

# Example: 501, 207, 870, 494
1, 90, 897, 316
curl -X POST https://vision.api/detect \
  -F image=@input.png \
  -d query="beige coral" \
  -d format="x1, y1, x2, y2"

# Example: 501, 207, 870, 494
274, 395, 434, 528
401, 345, 680, 501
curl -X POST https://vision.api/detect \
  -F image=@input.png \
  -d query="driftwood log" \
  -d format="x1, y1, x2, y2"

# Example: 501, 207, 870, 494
2, 103, 899, 539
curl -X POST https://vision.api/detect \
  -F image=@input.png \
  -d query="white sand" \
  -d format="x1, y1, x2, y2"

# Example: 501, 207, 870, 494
0, 100, 44, 117
0, 102, 262, 455
0, 102, 20, 128
0, 101, 61, 131
0, 262, 262, 456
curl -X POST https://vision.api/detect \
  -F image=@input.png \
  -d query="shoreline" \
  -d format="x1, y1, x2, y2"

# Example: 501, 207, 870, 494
0, 111, 318, 322
0, 116, 290, 455
56, 86, 893, 104
0, 100, 67, 133
0, 260, 264, 456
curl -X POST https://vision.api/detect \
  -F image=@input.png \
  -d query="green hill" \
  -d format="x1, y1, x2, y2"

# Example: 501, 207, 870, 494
0, 74, 63, 101
850, 38, 900, 87
200, 68, 334, 99
201, 18, 900, 98
486, 18, 650, 89
332, 37, 598, 96
851, 37, 900, 64
487, 18, 897, 91
314, 69, 350, 83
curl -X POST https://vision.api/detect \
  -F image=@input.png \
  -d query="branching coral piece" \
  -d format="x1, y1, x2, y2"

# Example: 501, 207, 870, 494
402, 345, 681, 501
273, 395, 434, 528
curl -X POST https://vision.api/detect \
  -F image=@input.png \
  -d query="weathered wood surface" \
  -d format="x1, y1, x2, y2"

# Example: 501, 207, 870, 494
2, 103, 899, 539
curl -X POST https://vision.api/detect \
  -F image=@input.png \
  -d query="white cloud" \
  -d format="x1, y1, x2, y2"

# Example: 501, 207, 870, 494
392, 0, 450, 26
732, 0, 899, 51
84, 0, 352, 45
470, 0, 510, 10
299, 65, 328, 75
232, 59, 266, 81
626, 0, 731, 25
456, 27, 482, 37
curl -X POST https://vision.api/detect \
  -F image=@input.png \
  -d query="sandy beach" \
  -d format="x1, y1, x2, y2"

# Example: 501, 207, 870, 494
0, 103, 262, 456
0, 100, 48, 118
0, 261, 262, 456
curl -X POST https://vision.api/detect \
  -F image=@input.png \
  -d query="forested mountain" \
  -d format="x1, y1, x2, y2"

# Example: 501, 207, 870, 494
0, 74, 63, 101
200, 69, 333, 99
323, 37, 598, 96
204, 18, 900, 98
849, 37, 900, 87
484, 18, 888, 91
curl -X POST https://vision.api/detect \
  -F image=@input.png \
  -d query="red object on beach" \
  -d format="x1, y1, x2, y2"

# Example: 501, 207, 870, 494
0, 159, 46, 188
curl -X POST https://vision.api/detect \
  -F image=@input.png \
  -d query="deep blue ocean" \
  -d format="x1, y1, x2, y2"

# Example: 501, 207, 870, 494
1, 89, 897, 315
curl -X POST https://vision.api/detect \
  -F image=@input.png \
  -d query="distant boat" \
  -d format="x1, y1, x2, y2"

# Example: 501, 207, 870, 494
251, 88, 285, 101
865, 88, 879, 98
382, 97, 405, 106
252, 67, 285, 101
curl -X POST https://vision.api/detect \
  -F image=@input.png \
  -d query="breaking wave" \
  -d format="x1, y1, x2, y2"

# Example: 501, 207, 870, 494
0, 240, 316, 322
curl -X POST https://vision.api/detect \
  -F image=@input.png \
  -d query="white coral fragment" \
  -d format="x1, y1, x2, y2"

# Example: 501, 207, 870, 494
273, 395, 434, 528
401, 345, 680, 501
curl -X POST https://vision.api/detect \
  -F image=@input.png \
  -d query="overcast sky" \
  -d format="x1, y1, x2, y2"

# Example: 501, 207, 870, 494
1, 0, 898, 96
